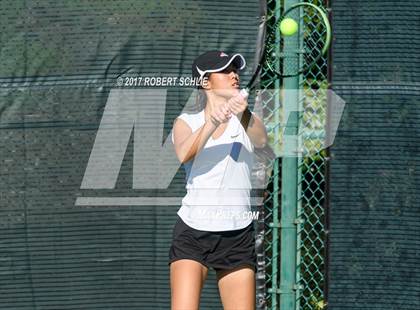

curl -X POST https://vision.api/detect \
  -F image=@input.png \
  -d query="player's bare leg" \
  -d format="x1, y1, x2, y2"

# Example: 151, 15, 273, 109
217, 265, 255, 310
170, 259, 209, 310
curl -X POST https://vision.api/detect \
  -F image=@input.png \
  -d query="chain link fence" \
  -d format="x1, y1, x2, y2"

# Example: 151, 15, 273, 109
259, 0, 329, 309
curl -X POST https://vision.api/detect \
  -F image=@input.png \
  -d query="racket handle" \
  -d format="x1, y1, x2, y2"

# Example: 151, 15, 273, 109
239, 88, 249, 99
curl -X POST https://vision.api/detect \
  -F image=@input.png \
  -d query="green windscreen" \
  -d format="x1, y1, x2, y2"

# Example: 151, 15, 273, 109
0, 1, 263, 309
329, 1, 420, 309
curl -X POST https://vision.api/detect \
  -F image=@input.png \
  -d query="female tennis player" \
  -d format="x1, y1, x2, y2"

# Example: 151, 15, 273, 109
169, 51, 268, 310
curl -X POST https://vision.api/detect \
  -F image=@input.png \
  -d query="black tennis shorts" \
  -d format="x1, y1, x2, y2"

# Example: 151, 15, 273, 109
168, 216, 257, 272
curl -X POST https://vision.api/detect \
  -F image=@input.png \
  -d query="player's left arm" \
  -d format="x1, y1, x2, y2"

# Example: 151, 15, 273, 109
227, 95, 268, 148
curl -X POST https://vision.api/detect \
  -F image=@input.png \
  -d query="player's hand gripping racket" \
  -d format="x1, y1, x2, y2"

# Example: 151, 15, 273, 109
239, 2, 332, 99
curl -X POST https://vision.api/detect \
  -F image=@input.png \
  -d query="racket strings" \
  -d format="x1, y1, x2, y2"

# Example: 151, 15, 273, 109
264, 4, 330, 78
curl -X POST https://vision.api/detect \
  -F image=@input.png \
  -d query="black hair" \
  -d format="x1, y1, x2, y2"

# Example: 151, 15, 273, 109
193, 88, 206, 112
193, 72, 210, 111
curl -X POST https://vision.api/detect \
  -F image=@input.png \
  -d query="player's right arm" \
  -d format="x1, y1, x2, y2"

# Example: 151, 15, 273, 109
173, 105, 231, 164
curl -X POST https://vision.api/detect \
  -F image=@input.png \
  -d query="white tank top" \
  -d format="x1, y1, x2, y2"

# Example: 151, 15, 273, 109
172, 109, 255, 231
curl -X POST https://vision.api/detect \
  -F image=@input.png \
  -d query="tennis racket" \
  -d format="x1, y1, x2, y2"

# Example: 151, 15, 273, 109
220, 2, 331, 190
239, 2, 332, 98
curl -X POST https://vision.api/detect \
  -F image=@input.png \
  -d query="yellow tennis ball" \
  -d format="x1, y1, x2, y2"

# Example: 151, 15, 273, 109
280, 18, 298, 36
